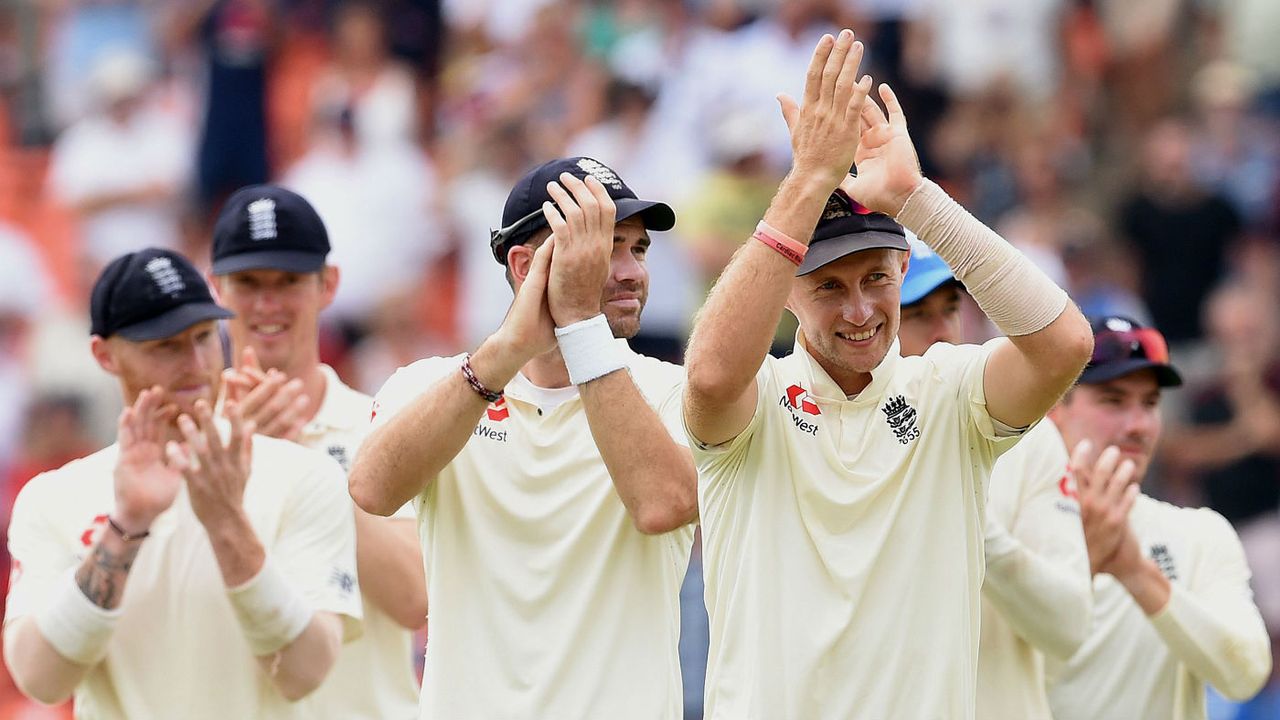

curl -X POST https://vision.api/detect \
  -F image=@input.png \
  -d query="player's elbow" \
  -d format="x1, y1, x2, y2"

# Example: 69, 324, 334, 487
686, 354, 748, 409
9, 666, 76, 707
633, 487, 698, 535
1051, 314, 1095, 386
348, 467, 396, 517
1044, 598, 1092, 660
388, 588, 428, 631
1216, 637, 1273, 701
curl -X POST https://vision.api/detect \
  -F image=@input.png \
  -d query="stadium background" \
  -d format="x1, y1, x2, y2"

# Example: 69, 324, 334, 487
0, 0, 1276, 717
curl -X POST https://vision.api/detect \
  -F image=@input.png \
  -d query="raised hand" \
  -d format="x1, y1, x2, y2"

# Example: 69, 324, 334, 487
167, 399, 255, 531
776, 29, 874, 196
839, 83, 924, 217
495, 234, 557, 358
113, 387, 183, 533
543, 173, 616, 327
1071, 440, 1140, 576
222, 346, 309, 441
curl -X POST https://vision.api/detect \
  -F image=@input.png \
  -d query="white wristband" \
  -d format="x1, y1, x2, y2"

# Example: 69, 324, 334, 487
35, 568, 120, 665
226, 557, 313, 656
554, 314, 629, 385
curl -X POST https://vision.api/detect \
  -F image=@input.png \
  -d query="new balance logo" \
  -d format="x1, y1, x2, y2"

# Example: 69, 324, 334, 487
882, 395, 919, 444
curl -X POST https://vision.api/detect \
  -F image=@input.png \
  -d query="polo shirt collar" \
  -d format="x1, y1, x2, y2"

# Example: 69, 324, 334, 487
791, 330, 900, 406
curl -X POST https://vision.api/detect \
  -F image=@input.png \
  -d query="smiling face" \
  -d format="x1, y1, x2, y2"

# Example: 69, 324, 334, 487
1049, 369, 1163, 483
787, 248, 909, 394
212, 266, 337, 376
93, 320, 224, 418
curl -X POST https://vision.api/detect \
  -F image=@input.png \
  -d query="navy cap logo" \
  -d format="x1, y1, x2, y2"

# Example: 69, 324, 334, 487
575, 158, 624, 191
144, 256, 186, 296
247, 198, 278, 241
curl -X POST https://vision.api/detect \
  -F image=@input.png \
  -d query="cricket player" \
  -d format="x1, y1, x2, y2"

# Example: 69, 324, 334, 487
682, 31, 1094, 718
1046, 316, 1271, 720
3, 248, 361, 719
208, 184, 426, 719
898, 238, 1092, 719
348, 157, 698, 719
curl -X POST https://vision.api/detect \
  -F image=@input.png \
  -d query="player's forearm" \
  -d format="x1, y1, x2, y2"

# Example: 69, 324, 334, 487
898, 180, 1091, 427
579, 372, 697, 534
3, 617, 92, 705
259, 611, 343, 702
983, 523, 1092, 659
204, 509, 267, 587
1143, 581, 1272, 700
684, 174, 827, 443
353, 513, 427, 629
351, 337, 519, 514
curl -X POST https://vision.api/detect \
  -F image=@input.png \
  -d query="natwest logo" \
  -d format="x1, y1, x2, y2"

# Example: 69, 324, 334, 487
784, 385, 821, 416
486, 396, 509, 422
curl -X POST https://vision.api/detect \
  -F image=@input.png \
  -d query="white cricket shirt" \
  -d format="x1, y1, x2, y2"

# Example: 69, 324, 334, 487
300, 365, 420, 720
692, 336, 1021, 720
5, 434, 362, 719
1047, 494, 1272, 720
371, 343, 695, 720
977, 417, 1090, 720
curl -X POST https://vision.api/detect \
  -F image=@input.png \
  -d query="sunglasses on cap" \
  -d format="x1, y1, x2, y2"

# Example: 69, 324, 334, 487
489, 207, 549, 265
1090, 327, 1170, 367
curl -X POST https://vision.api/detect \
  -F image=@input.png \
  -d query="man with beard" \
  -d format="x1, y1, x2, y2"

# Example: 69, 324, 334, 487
349, 157, 698, 719
3, 248, 361, 718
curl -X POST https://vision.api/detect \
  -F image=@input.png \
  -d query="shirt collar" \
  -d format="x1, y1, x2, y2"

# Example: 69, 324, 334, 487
791, 330, 901, 406
305, 364, 367, 435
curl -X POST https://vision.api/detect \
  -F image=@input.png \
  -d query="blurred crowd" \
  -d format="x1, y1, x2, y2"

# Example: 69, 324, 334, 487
0, 0, 1277, 717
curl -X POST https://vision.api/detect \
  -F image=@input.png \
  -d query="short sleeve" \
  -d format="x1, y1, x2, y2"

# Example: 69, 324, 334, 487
4, 476, 75, 625
686, 358, 774, 463
275, 453, 363, 642
926, 338, 1032, 454
369, 356, 464, 433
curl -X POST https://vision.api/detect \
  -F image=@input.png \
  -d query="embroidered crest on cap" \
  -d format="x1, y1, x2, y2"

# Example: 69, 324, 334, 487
575, 158, 624, 191
247, 198, 278, 241
1105, 317, 1133, 332
144, 256, 186, 296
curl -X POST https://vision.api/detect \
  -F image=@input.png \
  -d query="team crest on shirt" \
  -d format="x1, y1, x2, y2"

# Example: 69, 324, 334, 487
780, 384, 820, 436
881, 395, 919, 445
1150, 544, 1178, 581
327, 445, 350, 472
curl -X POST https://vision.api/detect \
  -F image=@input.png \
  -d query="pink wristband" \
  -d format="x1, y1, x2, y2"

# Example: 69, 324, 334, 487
753, 220, 807, 265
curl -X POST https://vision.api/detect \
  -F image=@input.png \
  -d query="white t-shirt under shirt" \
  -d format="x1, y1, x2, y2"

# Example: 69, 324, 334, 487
1047, 494, 1272, 720
299, 365, 420, 720
371, 343, 695, 720
691, 336, 1021, 720
4, 434, 362, 720
977, 417, 1090, 720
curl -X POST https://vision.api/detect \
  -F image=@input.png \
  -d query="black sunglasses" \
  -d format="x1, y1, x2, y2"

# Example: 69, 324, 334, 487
489, 207, 548, 265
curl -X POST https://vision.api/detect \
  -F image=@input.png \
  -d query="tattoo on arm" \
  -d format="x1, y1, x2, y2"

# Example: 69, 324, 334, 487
75, 543, 141, 609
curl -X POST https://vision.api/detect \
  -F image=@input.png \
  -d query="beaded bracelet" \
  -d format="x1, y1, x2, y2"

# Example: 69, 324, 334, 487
460, 353, 503, 403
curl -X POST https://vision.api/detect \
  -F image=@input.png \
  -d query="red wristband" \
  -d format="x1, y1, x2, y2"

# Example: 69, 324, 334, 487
753, 220, 807, 265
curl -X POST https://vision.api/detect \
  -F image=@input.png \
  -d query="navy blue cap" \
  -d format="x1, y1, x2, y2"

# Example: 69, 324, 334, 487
91, 248, 233, 341
1081, 315, 1182, 387
490, 157, 676, 265
901, 236, 961, 305
211, 185, 330, 275
797, 191, 910, 276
